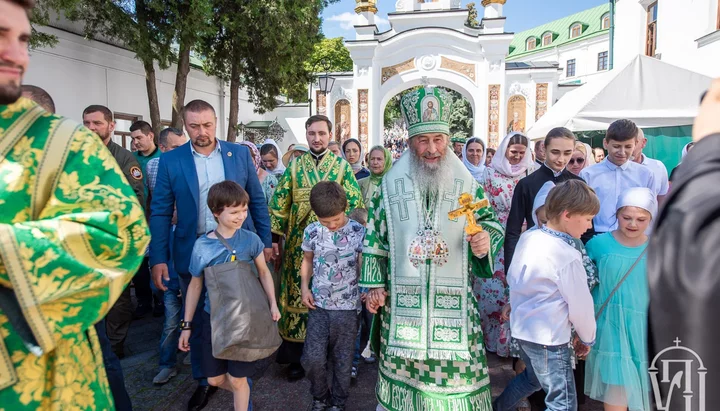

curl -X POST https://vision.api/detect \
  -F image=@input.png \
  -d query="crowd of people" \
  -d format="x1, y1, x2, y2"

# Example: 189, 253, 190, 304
2, 1, 719, 410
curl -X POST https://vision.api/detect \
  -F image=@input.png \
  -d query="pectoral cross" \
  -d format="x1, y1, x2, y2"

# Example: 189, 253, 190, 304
447, 193, 488, 236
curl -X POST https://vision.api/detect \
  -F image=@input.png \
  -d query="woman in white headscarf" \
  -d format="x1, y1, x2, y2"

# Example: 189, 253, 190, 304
462, 137, 487, 181
474, 132, 535, 358
260, 138, 286, 177
342, 138, 370, 180
585, 187, 657, 411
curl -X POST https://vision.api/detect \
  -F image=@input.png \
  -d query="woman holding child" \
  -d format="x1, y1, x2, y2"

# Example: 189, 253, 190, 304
584, 188, 656, 411
476, 132, 535, 357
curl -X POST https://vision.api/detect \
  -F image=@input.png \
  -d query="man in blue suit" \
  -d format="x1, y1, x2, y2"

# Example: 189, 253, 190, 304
150, 99, 272, 411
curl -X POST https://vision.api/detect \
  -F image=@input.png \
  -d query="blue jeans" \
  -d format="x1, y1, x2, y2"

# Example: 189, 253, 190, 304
95, 319, 132, 411
156, 275, 182, 369
494, 339, 577, 411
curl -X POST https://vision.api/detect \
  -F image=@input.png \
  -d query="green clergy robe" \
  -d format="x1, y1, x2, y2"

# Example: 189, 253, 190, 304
0, 98, 150, 409
269, 151, 364, 342
361, 185, 504, 411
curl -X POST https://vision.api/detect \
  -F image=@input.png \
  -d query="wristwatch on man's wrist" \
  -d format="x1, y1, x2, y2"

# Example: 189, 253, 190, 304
179, 320, 192, 330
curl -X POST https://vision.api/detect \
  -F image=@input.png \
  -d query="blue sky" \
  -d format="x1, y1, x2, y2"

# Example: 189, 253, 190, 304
322, 0, 606, 39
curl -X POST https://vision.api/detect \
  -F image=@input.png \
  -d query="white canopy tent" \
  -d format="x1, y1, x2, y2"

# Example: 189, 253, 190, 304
527, 55, 713, 140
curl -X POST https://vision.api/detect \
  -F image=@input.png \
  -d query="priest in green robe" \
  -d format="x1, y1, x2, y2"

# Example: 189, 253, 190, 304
269, 115, 364, 379
0, 95, 150, 409
361, 87, 504, 411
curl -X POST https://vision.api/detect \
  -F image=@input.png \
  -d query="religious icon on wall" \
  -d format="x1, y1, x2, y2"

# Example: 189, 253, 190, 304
506, 95, 527, 134
334, 99, 351, 143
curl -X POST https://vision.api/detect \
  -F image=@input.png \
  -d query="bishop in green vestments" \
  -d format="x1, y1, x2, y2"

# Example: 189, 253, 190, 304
269, 115, 364, 370
362, 87, 504, 411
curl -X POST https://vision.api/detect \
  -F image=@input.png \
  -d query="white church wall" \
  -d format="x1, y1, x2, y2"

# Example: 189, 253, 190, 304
24, 25, 264, 148
514, 34, 609, 84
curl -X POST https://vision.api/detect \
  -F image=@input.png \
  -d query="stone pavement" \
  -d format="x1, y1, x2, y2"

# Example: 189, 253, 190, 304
121, 312, 603, 411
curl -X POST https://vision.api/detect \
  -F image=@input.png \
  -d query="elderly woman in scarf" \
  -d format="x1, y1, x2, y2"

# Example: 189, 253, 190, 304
462, 137, 487, 181
357, 145, 392, 204
475, 132, 535, 358
342, 138, 370, 180
260, 138, 286, 177
241, 141, 278, 204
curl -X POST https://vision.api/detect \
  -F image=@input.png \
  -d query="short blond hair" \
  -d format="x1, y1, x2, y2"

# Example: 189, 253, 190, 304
545, 180, 600, 221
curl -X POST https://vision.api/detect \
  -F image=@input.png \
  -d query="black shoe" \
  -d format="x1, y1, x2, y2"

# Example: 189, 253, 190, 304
187, 385, 218, 411
133, 303, 151, 319
287, 363, 305, 382
310, 398, 328, 411
153, 302, 164, 318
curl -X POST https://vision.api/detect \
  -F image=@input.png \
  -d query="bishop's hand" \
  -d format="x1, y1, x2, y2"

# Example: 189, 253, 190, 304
366, 288, 388, 314
468, 230, 490, 257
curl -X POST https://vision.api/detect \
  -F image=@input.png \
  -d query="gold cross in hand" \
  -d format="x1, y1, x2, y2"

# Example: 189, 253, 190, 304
448, 193, 488, 236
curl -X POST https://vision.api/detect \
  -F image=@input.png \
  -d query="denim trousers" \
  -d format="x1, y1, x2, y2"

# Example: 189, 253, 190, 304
493, 339, 577, 411
95, 319, 132, 411
154, 274, 182, 369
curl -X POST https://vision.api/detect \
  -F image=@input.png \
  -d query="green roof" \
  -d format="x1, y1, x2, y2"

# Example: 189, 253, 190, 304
507, 3, 610, 60
244, 121, 274, 129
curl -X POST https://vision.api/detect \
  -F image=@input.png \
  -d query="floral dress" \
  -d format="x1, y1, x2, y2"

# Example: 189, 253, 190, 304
474, 167, 526, 357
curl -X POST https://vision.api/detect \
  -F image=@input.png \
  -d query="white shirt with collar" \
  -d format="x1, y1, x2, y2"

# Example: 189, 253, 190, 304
580, 158, 656, 232
639, 153, 669, 196
192, 141, 225, 235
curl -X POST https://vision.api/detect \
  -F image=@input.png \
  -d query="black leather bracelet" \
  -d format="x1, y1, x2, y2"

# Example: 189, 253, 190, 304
179, 320, 192, 330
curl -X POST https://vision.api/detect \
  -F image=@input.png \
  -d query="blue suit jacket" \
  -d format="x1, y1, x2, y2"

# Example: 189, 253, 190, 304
149, 140, 272, 274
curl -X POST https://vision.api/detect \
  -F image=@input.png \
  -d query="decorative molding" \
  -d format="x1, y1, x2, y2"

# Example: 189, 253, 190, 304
418, 55, 438, 71
331, 86, 354, 105
354, 0, 378, 14
535, 83, 548, 121
488, 85, 500, 149
507, 95, 527, 134
358, 89, 369, 152
481, 0, 506, 6
507, 81, 529, 99
450, 0, 461, 6
440, 56, 476, 83
357, 66, 370, 77
381, 58, 415, 84
316, 91, 326, 116
489, 60, 502, 72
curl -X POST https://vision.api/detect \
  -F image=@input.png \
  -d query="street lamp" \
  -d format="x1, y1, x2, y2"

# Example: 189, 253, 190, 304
308, 60, 336, 116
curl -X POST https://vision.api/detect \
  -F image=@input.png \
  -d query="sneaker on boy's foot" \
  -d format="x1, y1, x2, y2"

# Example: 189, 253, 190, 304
351, 366, 358, 380
363, 353, 377, 364
183, 354, 192, 365
310, 398, 328, 411
153, 367, 178, 385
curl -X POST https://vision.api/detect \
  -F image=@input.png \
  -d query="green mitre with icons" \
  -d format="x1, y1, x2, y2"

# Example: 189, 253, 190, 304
400, 86, 453, 139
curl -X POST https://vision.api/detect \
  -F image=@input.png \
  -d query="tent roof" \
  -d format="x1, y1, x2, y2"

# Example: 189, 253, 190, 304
526, 55, 713, 140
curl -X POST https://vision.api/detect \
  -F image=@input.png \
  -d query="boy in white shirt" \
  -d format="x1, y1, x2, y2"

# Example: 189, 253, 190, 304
494, 180, 599, 411
580, 119, 656, 234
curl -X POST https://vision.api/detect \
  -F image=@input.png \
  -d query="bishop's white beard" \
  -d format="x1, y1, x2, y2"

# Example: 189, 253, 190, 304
409, 149, 452, 197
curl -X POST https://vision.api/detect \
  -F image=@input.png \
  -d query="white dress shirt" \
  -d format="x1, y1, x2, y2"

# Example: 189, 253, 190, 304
639, 153, 669, 196
192, 141, 225, 235
580, 158, 656, 232
508, 228, 596, 346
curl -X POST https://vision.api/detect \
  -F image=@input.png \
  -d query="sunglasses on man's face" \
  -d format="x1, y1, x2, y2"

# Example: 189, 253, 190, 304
569, 157, 585, 165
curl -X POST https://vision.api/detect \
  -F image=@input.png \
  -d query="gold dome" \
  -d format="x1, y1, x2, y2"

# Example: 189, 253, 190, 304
481, 0, 507, 6
355, 0, 377, 14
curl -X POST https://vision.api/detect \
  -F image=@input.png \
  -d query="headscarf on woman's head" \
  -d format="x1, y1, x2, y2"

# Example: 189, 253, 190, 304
342, 138, 365, 173
368, 145, 393, 184
462, 137, 487, 181
616, 187, 658, 221
261, 138, 286, 175
240, 141, 261, 172
532, 181, 555, 227
490, 132, 535, 177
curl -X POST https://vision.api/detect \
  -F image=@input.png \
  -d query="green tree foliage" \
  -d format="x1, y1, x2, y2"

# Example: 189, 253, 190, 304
305, 37, 353, 73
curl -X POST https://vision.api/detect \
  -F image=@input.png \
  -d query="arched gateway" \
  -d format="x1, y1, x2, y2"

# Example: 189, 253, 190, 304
309, 0, 562, 151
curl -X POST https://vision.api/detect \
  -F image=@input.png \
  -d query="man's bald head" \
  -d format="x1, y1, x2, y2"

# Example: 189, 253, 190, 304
633, 128, 647, 162
21, 85, 55, 113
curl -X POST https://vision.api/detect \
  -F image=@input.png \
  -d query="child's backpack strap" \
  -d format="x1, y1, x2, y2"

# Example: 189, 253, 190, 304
214, 230, 237, 261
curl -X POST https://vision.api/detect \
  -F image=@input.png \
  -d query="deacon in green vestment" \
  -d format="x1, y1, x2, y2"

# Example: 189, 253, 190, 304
362, 87, 504, 411
0, 98, 150, 409
269, 115, 364, 372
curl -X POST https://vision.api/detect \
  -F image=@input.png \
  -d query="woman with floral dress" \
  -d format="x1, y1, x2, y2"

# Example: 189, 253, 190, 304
241, 141, 278, 205
475, 132, 535, 358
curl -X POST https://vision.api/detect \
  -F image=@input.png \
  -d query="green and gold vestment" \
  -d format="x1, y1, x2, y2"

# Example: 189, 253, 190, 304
269, 151, 363, 342
0, 98, 150, 410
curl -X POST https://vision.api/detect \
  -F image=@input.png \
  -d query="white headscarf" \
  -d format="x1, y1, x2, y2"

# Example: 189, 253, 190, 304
261, 139, 286, 176
462, 137, 487, 181
342, 138, 366, 173
532, 181, 555, 227
490, 132, 536, 177
616, 187, 658, 222
681, 142, 693, 159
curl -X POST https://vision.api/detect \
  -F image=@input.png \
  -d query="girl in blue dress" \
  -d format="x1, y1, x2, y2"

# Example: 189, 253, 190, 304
585, 187, 657, 411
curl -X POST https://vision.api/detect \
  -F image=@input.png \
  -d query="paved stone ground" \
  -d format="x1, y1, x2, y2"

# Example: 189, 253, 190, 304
122, 310, 603, 411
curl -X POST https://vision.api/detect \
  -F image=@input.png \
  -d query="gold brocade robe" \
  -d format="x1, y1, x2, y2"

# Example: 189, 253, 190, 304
269, 151, 363, 342
0, 98, 150, 410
